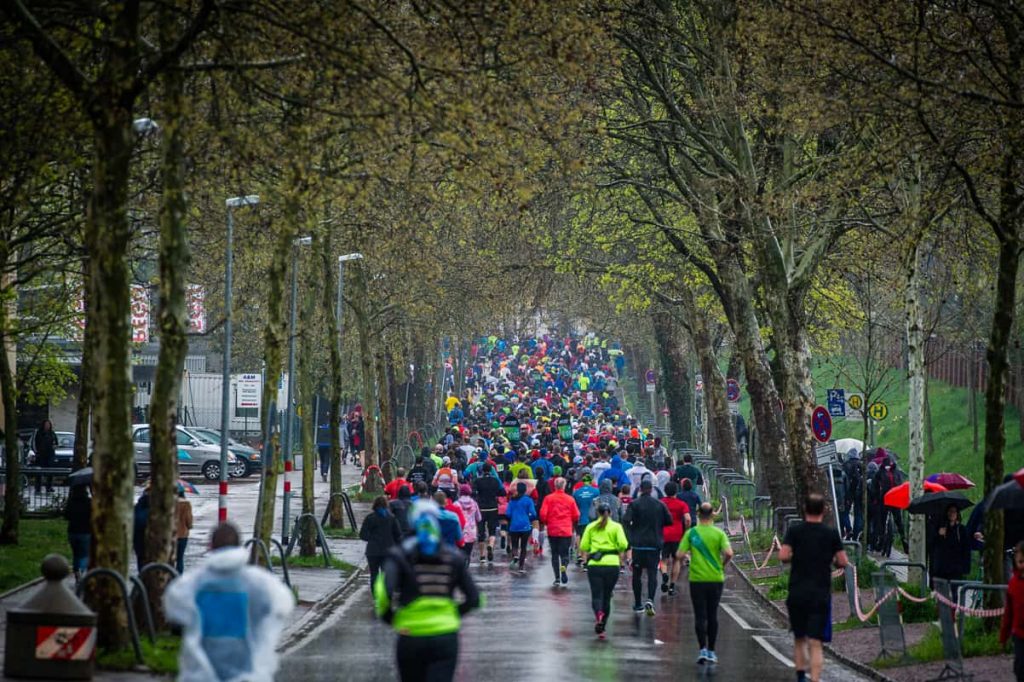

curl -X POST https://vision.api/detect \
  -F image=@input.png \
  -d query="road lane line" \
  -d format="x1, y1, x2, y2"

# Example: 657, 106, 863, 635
752, 635, 795, 668
721, 602, 753, 630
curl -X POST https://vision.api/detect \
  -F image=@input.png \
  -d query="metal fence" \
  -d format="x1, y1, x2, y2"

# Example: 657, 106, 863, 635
0, 467, 72, 515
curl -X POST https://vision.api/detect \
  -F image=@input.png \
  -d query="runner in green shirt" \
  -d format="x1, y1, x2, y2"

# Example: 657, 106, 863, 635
677, 502, 734, 666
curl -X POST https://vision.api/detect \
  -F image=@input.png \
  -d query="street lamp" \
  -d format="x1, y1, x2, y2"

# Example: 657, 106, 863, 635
282, 235, 313, 544
220, 194, 260, 523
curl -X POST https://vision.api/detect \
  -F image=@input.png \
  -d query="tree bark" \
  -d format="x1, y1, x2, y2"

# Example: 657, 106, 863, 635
72, 275, 94, 472
375, 345, 391, 471
253, 226, 292, 546
86, 116, 137, 650
352, 264, 379, 486
982, 235, 1019, 589
716, 257, 794, 507
905, 237, 927, 582
0, 259, 21, 543
650, 310, 694, 448
144, 37, 190, 626
298, 263, 317, 556
681, 287, 739, 470
320, 229, 344, 528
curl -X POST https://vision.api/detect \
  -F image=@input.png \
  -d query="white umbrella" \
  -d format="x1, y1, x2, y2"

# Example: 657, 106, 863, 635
834, 438, 864, 460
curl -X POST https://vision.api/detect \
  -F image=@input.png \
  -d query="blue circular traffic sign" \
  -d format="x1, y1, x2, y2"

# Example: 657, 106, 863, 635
811, 406, 832, 443
726, 379, 740, 402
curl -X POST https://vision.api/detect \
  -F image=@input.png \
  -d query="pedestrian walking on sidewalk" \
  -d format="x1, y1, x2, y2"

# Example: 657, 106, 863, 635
361, 496, 403, 587
374, 500, 481, 682
165, 522, 295, 682
175, 487, 193, 574
65, 485, 91, 581
779, 493, 850, 682
678, 502, 733, 665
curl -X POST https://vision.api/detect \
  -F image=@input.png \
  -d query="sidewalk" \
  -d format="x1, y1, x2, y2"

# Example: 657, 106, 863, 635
0, 461, 372, 680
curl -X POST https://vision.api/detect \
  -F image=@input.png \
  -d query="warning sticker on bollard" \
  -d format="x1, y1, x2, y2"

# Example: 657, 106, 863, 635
35, 626, 96, 661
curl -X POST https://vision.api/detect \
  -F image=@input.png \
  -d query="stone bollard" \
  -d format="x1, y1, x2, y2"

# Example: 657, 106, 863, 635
4, 554, 96, 680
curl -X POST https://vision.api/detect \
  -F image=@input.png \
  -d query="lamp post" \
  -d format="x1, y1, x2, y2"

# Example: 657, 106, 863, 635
281, 235, 313, 544
221, 194, 260, 522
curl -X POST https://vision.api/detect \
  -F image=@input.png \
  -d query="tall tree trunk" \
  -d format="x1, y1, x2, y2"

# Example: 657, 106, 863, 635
681, 288, 739, 469
905, 237, 927, 582
780, 297, 825, 507
376, 345, 392, 476
254, 226, 292, 546
386, 351, 399, 480
982, 235, 1019, 589
86, 116, 137, 649
320, 228, 344, 528
924, 374, 935, 457
72, 273, 94, 472
352, 264, 379, 485
298, 262, 317, 556
410, 343, 427, 429
144, 40, 189, 626
650, 311, 694, 447
0, 261, 21, 543
716, 258, 794, 508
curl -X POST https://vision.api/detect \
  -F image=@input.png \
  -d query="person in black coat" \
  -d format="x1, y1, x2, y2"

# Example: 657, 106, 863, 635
65, 485, 92, 580
361, 495, 403, 587
389, 486, 414, 537
930, 504, 971, 583
32, 419, 58, 492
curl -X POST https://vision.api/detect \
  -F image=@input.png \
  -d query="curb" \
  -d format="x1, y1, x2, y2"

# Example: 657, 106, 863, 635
729, 560, 896, 682
278, 567, 365, 653
0, 577, 44, 603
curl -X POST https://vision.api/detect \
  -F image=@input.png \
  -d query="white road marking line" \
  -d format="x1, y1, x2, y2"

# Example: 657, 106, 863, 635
721, 602, 753, 630
752, 635, 795, 668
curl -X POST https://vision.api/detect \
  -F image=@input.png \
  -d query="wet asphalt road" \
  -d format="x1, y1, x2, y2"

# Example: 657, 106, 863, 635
279, 549, 871, 682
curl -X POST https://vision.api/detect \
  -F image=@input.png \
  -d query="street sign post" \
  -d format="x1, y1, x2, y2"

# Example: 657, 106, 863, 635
815, 441, 841, 529
827, 389, 846, 418
726, 378, 740, 402
846, 392, 865, 420
869, 401, 889, 421
811, 406, 832, 443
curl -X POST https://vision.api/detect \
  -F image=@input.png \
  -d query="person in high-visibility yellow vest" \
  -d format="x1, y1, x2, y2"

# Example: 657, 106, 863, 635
374, 501, 481, 681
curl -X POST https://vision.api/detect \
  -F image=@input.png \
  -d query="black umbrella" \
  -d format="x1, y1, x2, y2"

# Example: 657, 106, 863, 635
986, 478, 1024, 511
67, 467, 93, 487
907, 490, 974, 516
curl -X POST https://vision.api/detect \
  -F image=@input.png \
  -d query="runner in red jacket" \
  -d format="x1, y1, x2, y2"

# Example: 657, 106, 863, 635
660, 481, 690, 596
539, 478, 580, 587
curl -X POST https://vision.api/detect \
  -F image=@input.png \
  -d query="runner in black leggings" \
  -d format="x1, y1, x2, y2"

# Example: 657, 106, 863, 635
580, 502, 629, 638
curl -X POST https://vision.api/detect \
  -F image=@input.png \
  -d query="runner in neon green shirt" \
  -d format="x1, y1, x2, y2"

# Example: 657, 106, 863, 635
677, 503, 734, 666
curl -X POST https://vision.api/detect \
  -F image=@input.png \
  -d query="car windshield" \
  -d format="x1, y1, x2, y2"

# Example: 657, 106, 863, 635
56, 433, 75, 448
191, 431, 218, 445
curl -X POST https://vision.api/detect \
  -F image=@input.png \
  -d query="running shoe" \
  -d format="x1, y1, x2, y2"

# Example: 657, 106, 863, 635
645, 601, 656, 617
595, 611, 605, 635
633, 604, 645, 614
552, 579, 561, 588
560, 566, 568, 585
668, 583, 676, 596
518, 567, 527, 575
697, 648, 709, 664
661, 572, 669, 593
706, 651, 718, 664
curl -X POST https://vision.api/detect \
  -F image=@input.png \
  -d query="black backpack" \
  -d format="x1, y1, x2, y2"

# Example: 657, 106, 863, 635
843, 459, 863, 501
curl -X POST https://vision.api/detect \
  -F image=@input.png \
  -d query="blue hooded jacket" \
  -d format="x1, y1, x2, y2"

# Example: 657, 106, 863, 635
506, 495, 537, 532
598, 455, 629, 488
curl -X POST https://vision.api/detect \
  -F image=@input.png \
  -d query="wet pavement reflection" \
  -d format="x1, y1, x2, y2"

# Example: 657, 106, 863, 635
279, 553, 870, 681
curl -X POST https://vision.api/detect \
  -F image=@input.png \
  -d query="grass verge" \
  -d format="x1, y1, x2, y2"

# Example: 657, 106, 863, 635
97, 635, 180, 674
272, 554, 357, 571
875, 618, 1008, 668
322, 526, 359, 539
0, 518, 68, 593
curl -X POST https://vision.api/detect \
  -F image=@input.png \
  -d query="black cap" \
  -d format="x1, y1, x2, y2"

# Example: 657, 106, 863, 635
640, 478, 653, 491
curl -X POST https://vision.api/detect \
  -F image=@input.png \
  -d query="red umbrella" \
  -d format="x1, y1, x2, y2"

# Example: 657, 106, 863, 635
884, 480, 948, 510
926, 473, 975, 490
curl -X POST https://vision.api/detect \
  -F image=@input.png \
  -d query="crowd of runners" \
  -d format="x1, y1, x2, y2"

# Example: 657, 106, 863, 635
368, 333, 848, 682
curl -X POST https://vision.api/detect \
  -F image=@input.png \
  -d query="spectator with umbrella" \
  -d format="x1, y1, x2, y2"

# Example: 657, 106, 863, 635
908, 494, 975, 586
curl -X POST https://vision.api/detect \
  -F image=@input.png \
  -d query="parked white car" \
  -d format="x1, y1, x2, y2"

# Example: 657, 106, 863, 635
132, 424, 242, 481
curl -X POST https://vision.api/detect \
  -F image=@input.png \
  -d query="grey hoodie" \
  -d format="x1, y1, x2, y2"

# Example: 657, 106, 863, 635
590, 479, 622, 522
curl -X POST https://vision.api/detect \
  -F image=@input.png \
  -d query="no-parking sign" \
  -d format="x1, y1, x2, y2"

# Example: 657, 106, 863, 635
811, 406, 832, 443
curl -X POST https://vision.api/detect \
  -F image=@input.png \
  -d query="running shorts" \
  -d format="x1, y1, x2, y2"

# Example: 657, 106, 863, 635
786, 596, 832, 643
661, 541, 680, 559
478, 509, 500, 540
